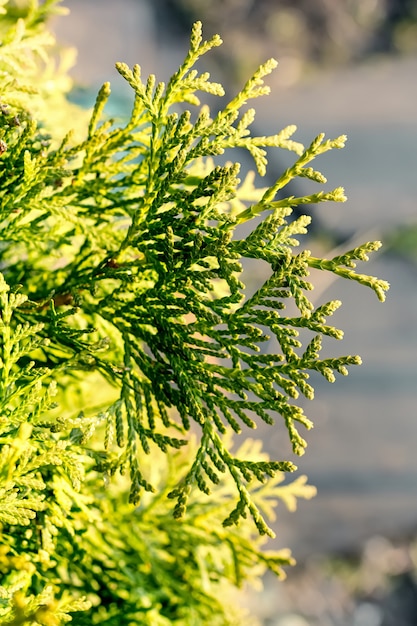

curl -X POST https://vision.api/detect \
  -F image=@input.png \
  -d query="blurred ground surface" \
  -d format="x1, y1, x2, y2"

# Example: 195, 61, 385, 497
53, 0, 417, 567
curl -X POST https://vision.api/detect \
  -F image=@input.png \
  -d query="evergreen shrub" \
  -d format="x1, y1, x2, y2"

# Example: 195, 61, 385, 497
0, 2, 388, 624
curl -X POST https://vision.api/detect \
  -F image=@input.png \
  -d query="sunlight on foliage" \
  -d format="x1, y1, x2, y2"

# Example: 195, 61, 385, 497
0, 2, 388, 624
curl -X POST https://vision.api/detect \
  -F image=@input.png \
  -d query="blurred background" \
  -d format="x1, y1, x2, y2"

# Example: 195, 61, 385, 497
51, 1, 417, 624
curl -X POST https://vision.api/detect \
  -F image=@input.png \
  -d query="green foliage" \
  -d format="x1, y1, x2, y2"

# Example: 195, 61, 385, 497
0, 2, 389, 624
386, 222, 417, 266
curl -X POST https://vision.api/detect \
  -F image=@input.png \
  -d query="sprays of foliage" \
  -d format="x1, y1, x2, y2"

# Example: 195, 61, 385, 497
0, 2, 388, 624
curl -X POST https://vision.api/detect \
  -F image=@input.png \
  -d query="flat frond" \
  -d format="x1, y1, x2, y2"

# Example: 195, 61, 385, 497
0, 16, 389, 615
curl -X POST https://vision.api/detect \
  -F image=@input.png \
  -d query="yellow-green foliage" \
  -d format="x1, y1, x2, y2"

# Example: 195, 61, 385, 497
0, 2, 388, 624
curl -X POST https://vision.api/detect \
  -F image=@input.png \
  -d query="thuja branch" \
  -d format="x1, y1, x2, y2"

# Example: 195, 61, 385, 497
0, 6, 392, 623
0, 15, 389, 535
307, 241, 390, 302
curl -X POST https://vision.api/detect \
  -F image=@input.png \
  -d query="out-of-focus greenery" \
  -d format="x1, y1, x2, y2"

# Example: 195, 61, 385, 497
154, 0, 417, 86
386, 223, 417, 265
